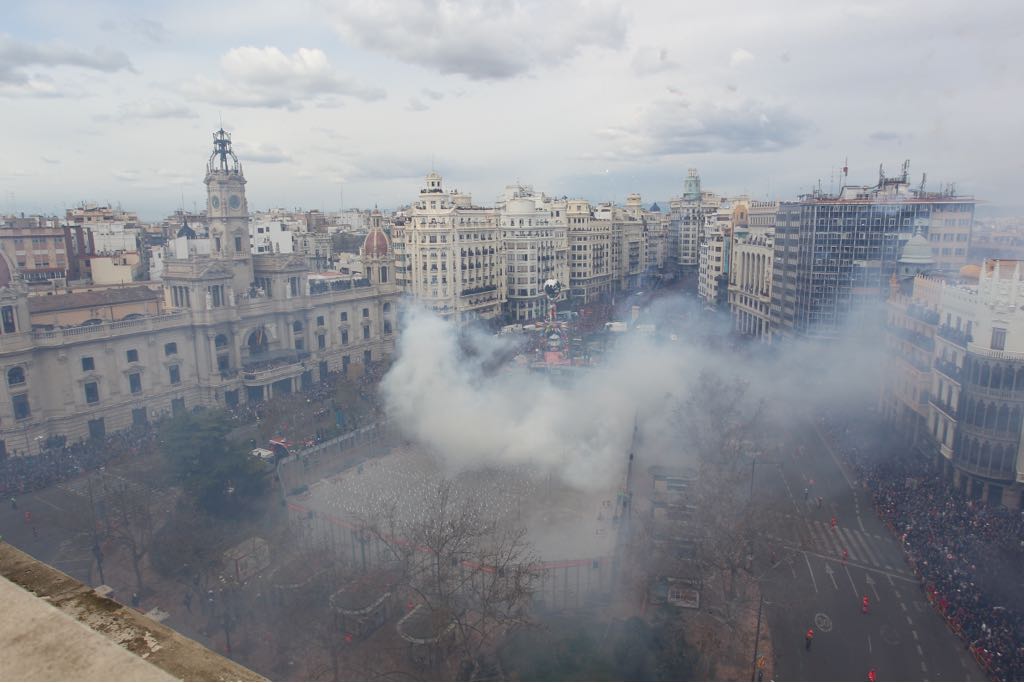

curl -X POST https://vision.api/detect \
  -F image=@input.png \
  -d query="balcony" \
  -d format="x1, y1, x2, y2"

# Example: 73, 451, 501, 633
933, 358, 962, 383
937, 325, 972, 348
887, 325, 934, 352
905, 303, 940, 325
241, 351, 310, 385
460, 284, 497, 297
31, 312, 189, 347
967, 343, 1024, 362
953, 458, 1015, 482
929, 397, 958, 419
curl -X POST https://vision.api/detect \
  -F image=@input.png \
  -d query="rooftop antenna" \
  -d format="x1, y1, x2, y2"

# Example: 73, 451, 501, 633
842, 156, 849, 182
829, 166, 834, 195
919, 172, 927, 195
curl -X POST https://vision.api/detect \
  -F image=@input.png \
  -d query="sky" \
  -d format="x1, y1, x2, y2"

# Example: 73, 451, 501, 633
1, 0, 1021, 221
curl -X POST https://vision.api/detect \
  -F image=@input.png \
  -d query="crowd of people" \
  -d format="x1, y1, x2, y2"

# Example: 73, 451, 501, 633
0, 424, 158, 497
821, 409, 1024, 681
0, 362, 390, 497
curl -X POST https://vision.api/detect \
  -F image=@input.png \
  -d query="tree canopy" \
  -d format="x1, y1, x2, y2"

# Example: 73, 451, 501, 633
159, 411, 267, 516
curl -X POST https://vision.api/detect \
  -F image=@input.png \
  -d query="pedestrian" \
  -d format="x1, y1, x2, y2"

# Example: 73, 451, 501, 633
131, 592, 140, 609
805, 628, 814, 650
831, 516, 837, 529
803, 487, 809, 501
183, 592, 192, 613
9, 497, 16, 510
817, 496, 823, 509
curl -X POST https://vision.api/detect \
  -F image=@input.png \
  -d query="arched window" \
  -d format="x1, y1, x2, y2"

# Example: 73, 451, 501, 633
980, 363, 990, 387
998, 404, 1010, 431
985, 402, 997, 429
1017, 367, 1024, 391
1012, 406, 1022, 432
7, 367, 25, 386
972, 363, 981, 385
980, 442, 991, 470
215, 334, 228, 348
992, 365, 1002, 389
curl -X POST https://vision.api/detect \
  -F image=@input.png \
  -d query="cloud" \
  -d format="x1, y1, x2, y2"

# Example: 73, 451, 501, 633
421, 88, 444, 100
601, 97, 810, 159
631, 46, 678, 76
181, 46, 386, 109
103, 100, 197, 121
234, 142, 292, 164
869, 130, 911, 144
325, 0, 628, 80
730, 48, 755, 68
0, 35, 135, 97
406, 97, 429, 112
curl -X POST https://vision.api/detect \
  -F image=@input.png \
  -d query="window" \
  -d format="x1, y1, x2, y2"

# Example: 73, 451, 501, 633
126, 349, 139, 362
362, 307, 369, 318
168, 365, 180, 385
129, 372, 142, 394
340, 311, 348, 322
992, 328, 1007, 351
1, 306, 15, 334
12, 394, 29, 419
341, 330, 349, 345
295, 338, 304, 351
316, 315, 325, 327
363, 350, 372, 365
293, 321, 303, 333
235, 236, 242, 252
81, 357, 95, 372
383, 302, 391, 313
342, 355, 350, 376
164, 342, 177, 356
362, 326, 370, 340
84, 382, 99, 404
7, 367, 25, 386
318, 334, 326, 350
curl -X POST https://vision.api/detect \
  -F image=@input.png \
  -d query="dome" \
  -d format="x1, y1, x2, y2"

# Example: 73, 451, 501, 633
959, 264, 981, 281
362, 227, 390, 258
899, 231, 934, 265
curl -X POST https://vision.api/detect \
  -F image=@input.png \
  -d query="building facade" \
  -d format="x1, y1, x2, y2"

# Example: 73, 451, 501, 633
0, 129, 399, 455
771, 164, 976, 341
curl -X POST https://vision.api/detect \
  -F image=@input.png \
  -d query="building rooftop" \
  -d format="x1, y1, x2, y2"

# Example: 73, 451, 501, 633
0, 543, 263, 682
27, 285, 161, 314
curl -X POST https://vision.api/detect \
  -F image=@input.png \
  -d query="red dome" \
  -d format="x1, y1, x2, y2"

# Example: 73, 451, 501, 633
362, 227, 390, 258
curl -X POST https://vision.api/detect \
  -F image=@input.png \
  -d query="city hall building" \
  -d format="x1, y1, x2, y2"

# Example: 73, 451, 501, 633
0, 130, 399, 456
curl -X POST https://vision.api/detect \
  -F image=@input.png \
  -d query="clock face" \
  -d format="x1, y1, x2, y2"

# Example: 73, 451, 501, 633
210, 195, 220, 209
229, 194, 241, 210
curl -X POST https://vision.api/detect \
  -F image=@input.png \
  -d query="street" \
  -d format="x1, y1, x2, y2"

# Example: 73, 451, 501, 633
757, 418, 981, 681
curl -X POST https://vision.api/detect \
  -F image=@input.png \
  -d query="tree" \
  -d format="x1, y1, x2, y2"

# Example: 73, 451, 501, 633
675, 370, 770, 600
362, 479, 540, 675
159, 412, 267, 516
105, 480, 156, 594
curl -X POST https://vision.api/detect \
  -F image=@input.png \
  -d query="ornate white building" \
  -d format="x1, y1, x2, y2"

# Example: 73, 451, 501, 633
0, 130, 399, 455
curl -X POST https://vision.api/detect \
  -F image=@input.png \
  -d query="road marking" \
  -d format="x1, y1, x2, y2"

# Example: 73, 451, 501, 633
867, 634, 872, 653
34, 496, 66, 513
824, 562, 839, 590
865, 574, 880, 601
843, 563, 859, 598
858, 516, 866, 533
813, 422, 856, 489
814, 612, 833, 632
917, 644, 924, 656
921, 661, 928, 673
781, 545, 916, 583
886, 574, 896, 586
912, 630, 919, 641
907, 616, 914, 626
803, 552, 819, 593
901, 602, 908, 612
893, 589, 901, 599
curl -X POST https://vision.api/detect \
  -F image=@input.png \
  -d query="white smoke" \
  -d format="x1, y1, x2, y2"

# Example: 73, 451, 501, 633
380, 299, 886, 492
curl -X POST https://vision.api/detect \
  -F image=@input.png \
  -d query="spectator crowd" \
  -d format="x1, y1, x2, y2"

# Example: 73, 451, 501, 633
821, 409, 1024, 681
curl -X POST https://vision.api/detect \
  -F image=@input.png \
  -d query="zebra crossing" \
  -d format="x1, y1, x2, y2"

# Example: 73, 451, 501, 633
767, 513, 910, 576
57, 473, 150, 501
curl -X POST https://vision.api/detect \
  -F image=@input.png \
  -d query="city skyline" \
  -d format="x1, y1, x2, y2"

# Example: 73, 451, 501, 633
2, 0, 1021, 220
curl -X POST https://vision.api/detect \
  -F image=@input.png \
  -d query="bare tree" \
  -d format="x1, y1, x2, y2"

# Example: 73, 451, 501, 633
105, 480, 156, 594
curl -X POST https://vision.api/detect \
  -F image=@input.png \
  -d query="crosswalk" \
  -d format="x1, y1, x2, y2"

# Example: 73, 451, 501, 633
766, 513, 909, 575
58, 473, 150, 502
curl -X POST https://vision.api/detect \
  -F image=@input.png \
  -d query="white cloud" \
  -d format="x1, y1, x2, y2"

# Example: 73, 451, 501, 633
730, 48, 755, 68
0, 35, 135, 97
631, 46, 678, 76
181, 46, 386, 109
324, 0, 628, 80
233, 142, 292, 164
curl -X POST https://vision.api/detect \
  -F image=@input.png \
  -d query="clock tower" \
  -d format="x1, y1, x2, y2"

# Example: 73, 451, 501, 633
205, 128, 253, 292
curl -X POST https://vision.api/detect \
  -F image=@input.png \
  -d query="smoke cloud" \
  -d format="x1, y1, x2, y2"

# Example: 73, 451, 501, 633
381, 297, 886, 491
